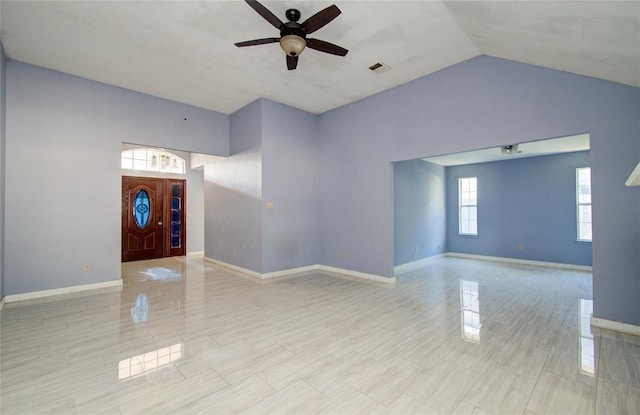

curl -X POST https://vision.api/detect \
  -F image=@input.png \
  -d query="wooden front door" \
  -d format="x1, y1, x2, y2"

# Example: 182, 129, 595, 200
122, 177, 186, 261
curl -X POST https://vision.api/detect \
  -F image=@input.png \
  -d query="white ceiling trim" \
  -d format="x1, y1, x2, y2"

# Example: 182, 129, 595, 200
424, 133, 590, 166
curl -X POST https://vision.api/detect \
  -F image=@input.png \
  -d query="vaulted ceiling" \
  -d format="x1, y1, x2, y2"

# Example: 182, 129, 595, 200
1, 1, 638, 115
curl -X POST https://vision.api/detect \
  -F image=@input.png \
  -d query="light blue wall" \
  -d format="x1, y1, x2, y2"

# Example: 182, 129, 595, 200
318, 108, 395, 277
204, 99, 263, 273
4, 61, 229, 295
393, 159, 446, 266
261, 99, 320, 273
204, 98, 321, 273
446, 151, 592, 266
319, 56, 639, 325
0, 42, 6, 299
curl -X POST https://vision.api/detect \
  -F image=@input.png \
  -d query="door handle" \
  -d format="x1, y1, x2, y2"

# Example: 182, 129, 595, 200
158, 222, 163, 225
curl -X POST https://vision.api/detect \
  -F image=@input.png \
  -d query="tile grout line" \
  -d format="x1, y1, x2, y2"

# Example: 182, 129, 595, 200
519, 326, 557, 414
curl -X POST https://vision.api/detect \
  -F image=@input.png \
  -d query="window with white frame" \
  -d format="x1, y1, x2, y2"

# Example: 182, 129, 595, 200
576, 167, 592, 241
459, 177, 478, 235
121, 148, 186, 174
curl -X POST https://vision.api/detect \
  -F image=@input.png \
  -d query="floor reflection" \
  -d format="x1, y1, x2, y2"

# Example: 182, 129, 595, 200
118, 342, 184, 381
141, 267, 184, 281
131, 293, 149, 323
460, 280, 481, 343
119, 259, 189, 391
580, 299, 595, 376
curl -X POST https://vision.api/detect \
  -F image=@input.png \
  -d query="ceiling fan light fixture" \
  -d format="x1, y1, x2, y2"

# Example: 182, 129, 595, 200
280, 34, 306, 57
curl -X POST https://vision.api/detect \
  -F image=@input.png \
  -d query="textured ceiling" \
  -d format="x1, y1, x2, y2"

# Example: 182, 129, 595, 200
1, 1, 638, 115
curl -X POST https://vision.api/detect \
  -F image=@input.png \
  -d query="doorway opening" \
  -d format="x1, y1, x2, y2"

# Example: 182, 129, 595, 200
122, 176, 186, 261
393, 133, 593, 272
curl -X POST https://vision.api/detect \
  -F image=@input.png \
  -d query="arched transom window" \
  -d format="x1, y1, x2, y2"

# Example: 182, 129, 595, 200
121, 148, 185, 174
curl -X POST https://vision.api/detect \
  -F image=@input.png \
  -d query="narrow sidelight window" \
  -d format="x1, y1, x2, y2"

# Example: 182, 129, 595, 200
171, 184, 182, 249
576, 167, 592, 241
459, 177, 478, 235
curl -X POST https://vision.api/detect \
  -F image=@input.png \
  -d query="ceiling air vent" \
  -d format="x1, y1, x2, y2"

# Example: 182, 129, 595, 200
368, 62, 391, 74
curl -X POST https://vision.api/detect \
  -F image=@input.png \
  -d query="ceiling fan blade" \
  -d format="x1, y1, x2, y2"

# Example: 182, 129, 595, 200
235, 38, 280, 47
244, 0, 283, 29
302, 5, 341, 34
287, 55, 298, 70
306, 38, 348, 56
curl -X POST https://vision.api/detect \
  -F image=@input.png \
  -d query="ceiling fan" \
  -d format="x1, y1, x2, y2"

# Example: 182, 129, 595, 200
234, 0, 348, 70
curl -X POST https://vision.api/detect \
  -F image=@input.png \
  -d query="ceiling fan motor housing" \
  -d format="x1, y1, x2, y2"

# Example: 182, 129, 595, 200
281, 21, 306, 38
285, 8, 301, 22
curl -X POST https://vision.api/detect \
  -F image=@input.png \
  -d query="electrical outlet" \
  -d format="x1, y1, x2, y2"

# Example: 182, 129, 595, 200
234, 248, 239, 258
518, 244, 524, 252
83, 263, 90, 272
341, 252, 348, 260
266, 202, 274, 209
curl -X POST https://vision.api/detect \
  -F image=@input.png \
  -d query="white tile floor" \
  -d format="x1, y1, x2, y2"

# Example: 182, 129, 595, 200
1, 257, 639, 414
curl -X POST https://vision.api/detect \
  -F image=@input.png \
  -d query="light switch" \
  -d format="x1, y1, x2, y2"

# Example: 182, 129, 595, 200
266, 202, 274, 209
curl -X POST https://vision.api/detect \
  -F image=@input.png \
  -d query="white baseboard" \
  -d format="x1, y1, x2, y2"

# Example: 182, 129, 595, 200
591, 317, 640, 336
445, 252, 592, 272
203, 257, 395, 284
3, 279, 123, 303
318, 265, 395, 284
263, 265, 319, 280
187, 251, 205, 258
203, 257, 263, 280
394, 254, 446, 275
